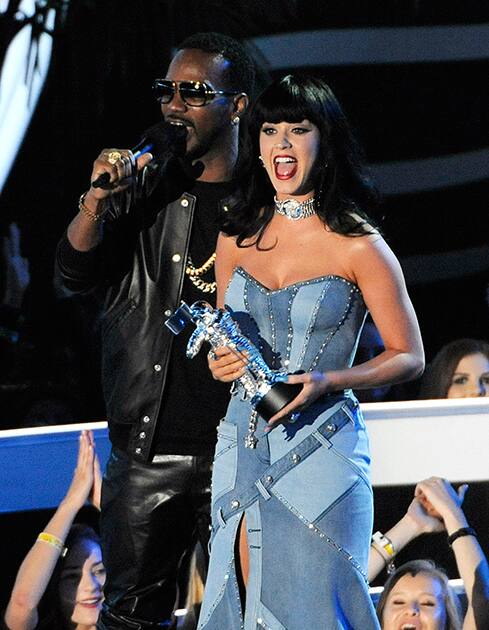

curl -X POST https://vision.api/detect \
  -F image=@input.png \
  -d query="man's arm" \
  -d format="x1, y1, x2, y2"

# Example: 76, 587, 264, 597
56, 149, 153, 294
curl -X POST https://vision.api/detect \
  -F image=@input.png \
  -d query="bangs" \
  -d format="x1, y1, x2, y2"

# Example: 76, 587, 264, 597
251, 75, 327, 129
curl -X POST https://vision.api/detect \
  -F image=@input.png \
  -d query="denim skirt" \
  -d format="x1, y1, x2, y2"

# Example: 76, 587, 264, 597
198, 394, 380, 630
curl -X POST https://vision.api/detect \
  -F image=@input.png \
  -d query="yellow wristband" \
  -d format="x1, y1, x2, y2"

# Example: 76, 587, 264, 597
372, 531, 396, 559
37, 532, 68, 557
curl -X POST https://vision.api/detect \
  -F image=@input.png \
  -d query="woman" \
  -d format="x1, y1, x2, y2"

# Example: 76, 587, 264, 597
4, 431, 104, 630
377, 559, 462, 629
419, 338, 489, 399
370, 477, 489, 629
200, 75, 424, 629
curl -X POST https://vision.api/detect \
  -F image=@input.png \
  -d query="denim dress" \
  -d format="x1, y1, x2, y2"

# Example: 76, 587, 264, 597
198, 267, 380, 630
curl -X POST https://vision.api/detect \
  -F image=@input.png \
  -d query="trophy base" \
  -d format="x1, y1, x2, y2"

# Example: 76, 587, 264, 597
255, 381, 303, 421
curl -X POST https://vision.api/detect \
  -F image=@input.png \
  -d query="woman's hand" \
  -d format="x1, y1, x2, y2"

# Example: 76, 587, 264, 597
62, 430, 99, 511
87, 430, 103, 511
207, 346, 248, 382
405, 496, 446, 535
265, 371, 332, 432
414, 477, 468, 531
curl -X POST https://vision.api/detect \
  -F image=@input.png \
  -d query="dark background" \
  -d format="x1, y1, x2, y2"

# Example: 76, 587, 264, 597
1, 0, 488, 608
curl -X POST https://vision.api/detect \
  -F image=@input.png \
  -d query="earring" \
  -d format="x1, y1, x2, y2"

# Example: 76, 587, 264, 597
258, 155, 265, 167
232, 115, 240, 125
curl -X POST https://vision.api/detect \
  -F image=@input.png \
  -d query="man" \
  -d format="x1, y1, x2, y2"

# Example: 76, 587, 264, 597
56, 32, 255, 629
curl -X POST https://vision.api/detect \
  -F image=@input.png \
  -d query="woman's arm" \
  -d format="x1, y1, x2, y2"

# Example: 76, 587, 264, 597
268, 233, 424, 424
214, 232, 239, 310
368, 482, 467, 581
329, 233, 424, 390
4, 431, 101, 630
367, 490, 452, 582
206, 233, 250, 382
415, 478, 489, 630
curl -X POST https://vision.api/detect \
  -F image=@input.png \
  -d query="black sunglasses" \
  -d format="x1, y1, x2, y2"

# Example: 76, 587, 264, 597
152, 79, 242, 107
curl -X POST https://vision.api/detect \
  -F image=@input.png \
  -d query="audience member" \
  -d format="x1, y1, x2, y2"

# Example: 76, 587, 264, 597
369, 477, 489, 629
377, 559, 462, 629
419, 338, 489, 399
4, 430, 103, 630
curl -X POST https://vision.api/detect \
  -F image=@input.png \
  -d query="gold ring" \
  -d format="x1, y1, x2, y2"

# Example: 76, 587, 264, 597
107, 151, 122, 165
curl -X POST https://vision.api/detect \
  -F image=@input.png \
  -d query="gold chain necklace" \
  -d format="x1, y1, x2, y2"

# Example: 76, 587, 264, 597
185, 253, 216, 294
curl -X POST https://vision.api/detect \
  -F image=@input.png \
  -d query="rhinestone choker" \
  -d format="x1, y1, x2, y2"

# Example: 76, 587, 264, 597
274, 196, 316, 220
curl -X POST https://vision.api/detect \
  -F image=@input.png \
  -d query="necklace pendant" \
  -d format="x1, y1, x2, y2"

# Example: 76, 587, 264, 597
274, 196, 316, 220
282, 199, 302, 220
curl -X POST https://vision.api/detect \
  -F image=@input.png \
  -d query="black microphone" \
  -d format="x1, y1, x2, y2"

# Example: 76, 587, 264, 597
91, 122, 187, 189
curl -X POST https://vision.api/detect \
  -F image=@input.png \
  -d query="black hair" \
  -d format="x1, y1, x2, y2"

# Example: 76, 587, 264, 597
220, 74, 379, 247
176, 31, 256, 97
419, 338, 489, 399
37, 524, 101, 629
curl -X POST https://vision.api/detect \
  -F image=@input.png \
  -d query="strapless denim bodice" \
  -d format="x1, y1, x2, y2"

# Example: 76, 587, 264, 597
225, 266, 367, 374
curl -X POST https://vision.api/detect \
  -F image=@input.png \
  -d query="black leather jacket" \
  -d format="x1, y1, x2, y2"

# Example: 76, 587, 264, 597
56, 169, 235, 462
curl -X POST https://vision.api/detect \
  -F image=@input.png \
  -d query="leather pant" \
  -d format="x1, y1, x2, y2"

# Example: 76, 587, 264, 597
97, 448, 212, 630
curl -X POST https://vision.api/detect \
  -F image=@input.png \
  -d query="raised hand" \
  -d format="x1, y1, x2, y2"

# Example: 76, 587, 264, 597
405, 496, 445, 535
414, 476, 468, 531
63, 430, 99, 511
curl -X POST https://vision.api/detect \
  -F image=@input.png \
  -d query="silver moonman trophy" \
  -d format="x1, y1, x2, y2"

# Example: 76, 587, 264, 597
165, 301, 302, 447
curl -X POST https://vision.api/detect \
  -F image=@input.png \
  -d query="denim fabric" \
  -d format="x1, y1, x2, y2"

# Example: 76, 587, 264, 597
198, 270, 379, 629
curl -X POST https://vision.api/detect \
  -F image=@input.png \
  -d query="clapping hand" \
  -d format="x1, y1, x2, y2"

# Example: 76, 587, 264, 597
413, 476, 468, 531
63, 430, 102, 511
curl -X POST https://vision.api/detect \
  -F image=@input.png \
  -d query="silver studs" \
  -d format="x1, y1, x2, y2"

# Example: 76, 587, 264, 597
139, 431, 146, 439
300, 519, 367, 581
326, 423, 336, 432
135, 447, 142, 454
172, 253, 181, 263
309, 284, 357, 371
143, 415, 150, 423
231, 499, 240, 509
265, 475, 273, 484
164, 309, 172, 317
291, 453, 300, 464
180, 198, 189, 207
154, 364, 162, 372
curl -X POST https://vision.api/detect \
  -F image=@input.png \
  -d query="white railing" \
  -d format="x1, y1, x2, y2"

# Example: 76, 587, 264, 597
1, 398, 488, 512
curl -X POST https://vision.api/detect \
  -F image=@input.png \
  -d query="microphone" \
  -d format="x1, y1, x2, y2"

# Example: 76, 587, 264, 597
91, 121, 187, 189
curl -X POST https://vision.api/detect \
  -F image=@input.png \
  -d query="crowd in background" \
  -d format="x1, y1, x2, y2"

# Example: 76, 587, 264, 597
3, 433, 489, 629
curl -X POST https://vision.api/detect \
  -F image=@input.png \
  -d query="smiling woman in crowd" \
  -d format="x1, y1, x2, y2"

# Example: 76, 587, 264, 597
4, 431, 104, 630
419, 338, 489, 400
